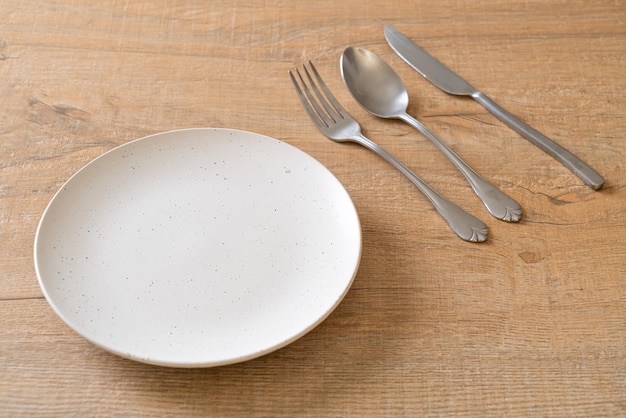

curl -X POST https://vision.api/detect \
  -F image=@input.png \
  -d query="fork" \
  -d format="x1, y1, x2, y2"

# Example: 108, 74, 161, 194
289, 61, 488, 243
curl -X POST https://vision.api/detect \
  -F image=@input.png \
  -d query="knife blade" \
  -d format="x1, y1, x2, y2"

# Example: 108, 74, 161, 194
384, 25, 604, 190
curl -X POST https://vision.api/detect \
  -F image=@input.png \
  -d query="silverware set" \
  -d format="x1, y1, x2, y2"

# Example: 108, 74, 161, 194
290, 26, 604, 242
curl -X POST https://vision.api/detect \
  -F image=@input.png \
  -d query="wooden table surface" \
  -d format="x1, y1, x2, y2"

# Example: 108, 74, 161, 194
2, 0, 625, 415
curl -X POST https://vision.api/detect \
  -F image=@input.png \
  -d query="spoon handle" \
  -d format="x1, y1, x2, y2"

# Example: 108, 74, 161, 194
352, 133, 488, 242
400, 113, 522, 222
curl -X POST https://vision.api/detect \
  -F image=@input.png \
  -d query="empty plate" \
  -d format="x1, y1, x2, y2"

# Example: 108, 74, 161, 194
34, 128, 361, 367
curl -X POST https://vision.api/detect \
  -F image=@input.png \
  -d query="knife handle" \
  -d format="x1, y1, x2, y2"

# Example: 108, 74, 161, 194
472, 91, 604, 190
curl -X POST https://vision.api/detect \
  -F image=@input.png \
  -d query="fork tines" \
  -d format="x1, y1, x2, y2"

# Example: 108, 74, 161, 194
289, 61, 349, 131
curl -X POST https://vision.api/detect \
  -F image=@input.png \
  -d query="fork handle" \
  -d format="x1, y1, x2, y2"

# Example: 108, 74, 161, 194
354, 134, 488, 242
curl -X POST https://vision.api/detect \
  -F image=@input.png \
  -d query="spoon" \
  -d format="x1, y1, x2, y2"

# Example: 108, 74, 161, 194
340, 46, 522, 222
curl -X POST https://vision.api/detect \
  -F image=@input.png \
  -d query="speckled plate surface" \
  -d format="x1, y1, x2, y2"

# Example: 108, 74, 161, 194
34, 128, 361, 368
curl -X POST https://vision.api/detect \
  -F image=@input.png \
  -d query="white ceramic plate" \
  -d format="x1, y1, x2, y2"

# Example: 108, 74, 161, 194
34, 128, 361, 368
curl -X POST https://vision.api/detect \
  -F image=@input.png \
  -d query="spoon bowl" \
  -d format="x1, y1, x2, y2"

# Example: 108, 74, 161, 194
340, 46, 522, 223
340, 47, 409, 118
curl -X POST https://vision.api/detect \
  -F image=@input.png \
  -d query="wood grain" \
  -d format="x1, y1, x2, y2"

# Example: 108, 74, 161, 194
1, 0, 625, 415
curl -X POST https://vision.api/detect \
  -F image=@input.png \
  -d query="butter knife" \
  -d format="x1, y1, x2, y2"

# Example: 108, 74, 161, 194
384, 25, 604, 190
